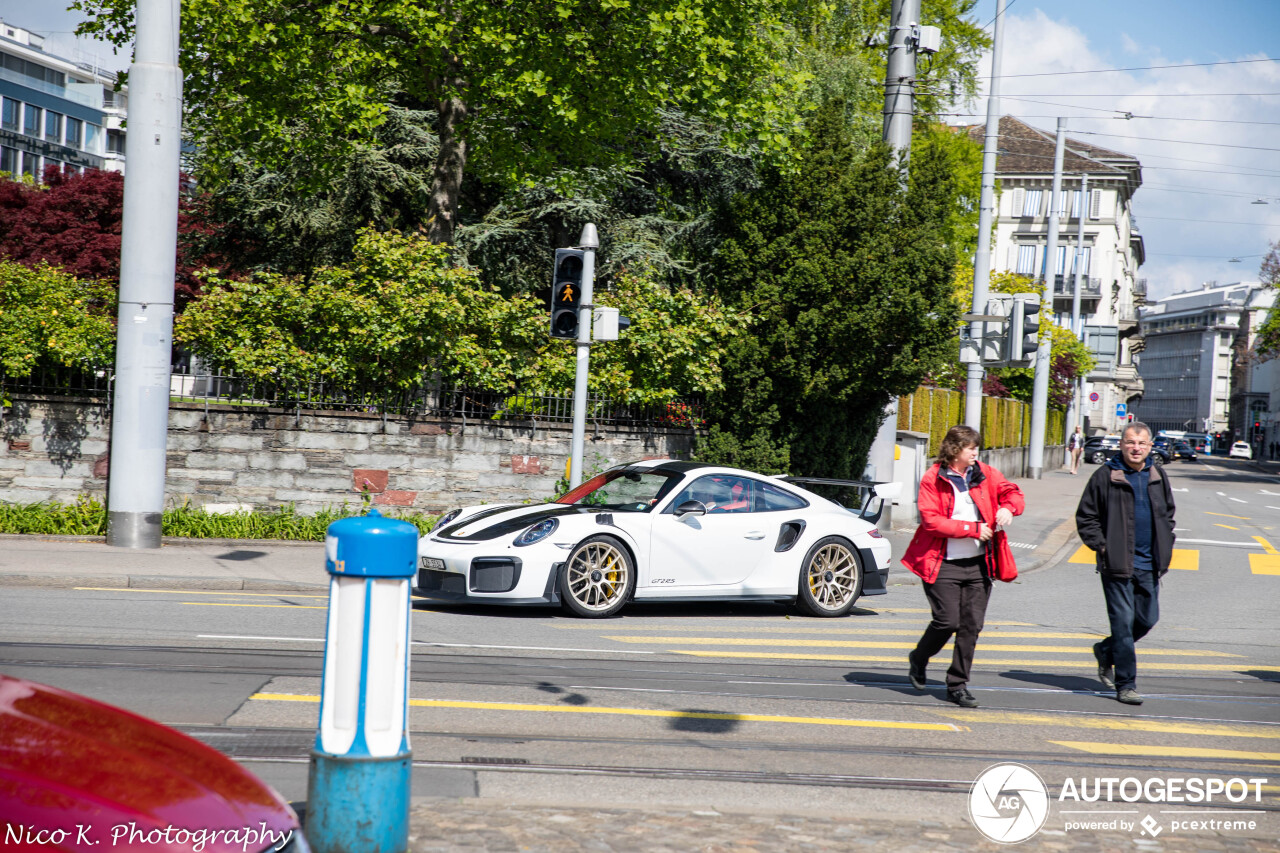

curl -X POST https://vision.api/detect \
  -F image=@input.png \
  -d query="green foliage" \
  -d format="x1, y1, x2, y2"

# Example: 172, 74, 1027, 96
77, 0, 809, 241
1253, 240, 1280, 356
176, 228, 738, 403
0, 261, 117, 403
698, 104, 962, 478
0, 496, 439, 539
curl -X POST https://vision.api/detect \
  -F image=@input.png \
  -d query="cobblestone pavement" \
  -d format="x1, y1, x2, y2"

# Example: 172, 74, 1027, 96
408, 801, 1280, 852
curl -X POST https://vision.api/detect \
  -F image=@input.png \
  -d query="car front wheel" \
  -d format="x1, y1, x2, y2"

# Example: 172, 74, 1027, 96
797, 536, 862, 617
1090, 450, 1108, 464
559, 535, 635, 618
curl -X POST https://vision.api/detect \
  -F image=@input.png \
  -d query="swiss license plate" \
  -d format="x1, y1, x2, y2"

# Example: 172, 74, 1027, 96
421, 557, 445, 570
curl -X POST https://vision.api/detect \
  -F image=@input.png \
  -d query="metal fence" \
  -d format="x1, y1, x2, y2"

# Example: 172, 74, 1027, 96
2, 364, 705, 430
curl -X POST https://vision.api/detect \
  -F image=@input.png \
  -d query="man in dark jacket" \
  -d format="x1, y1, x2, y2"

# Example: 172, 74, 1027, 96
1075, 422, 1176, 706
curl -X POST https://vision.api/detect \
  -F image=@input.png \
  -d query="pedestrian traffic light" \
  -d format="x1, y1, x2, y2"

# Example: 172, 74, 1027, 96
1007, 293, 1041, 364
550, 248, 585, 339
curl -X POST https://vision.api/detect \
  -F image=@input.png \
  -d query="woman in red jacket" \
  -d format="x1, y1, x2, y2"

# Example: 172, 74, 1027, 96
901, 424, 1025, 707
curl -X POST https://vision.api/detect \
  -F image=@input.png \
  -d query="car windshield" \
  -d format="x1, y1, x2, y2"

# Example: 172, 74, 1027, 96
554, 468, 684, 512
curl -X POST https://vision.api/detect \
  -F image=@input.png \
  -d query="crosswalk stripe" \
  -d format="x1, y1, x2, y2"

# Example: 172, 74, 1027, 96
1052, 741, 1280, 762
554, 623, 1045, 633
932, 710, 1280, 740
669, 651, 1280, 671
1249, 553, 1280, 575
250, 692, 961, 731
603, 636, 1239, 657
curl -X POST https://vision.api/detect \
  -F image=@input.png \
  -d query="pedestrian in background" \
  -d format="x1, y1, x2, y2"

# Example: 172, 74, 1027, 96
1068, 425, 1085, 475
1075, 421, 1176, 706
902, 425, 1025, 708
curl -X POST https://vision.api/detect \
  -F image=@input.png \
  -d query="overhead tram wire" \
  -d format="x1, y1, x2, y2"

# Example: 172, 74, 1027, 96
1070, 130, 1280, 154
952, 142, 1280, 180
993, 57, 1280, 79
997, 97, 1280, 126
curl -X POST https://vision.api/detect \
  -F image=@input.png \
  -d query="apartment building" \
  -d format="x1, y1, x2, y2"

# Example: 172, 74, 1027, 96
0, 19, 126, 179
968, 116, 1146, 436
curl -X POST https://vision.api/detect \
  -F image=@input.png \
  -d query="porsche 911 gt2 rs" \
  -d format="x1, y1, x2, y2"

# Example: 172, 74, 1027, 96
415, 459, 897, 618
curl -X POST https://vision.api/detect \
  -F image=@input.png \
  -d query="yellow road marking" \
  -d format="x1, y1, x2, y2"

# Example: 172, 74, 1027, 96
1053, 741, 1280, 762
603, 636, 1236, 656
250, 692, 961, 732
555, 622, 1043, 632
671, 651, 1280, 671
1206, 512, 1250, 520
183, 602, 326, 609
75, 586, 326, 599
1253, 536, 1279, 556
1249, 553, 1280, 576
1168, 549, 1199, 571
932, 710, 1280, 740
1069, 545, 1095, 564
1213, 523, 1240, 531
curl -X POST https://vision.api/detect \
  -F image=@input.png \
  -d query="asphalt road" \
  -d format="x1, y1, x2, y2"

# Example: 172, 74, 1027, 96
1, 455, 1277, 843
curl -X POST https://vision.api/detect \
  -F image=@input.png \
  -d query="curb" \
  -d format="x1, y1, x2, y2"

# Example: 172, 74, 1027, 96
0, 533, 322, 548
0, 573, 326, 593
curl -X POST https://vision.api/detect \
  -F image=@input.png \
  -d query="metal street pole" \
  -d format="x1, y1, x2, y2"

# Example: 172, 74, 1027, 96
1071, 173, 1089, 432
106, 0, 182, 548
1029, 119, 1067, 479
568, 224, 599, 488
965, 0, 1006, 429
864, 0, 920, 522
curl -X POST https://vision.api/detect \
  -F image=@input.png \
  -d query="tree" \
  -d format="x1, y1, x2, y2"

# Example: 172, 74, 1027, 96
1249, 239, 1280, 356
697, 104, 963, 477
0, 166, 229, 307
77, 0, 809, 245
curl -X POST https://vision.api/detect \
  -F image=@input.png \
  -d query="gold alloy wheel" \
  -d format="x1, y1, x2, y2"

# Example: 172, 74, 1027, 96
805, 541, 858, 611
565, 540, 631, 613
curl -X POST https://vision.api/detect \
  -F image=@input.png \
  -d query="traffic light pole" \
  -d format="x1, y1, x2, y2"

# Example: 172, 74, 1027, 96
568, 224, 599, 489
1028, 119, 1067, 479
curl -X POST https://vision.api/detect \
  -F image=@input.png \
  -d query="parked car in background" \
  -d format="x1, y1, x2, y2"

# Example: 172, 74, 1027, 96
1084, 434, 1121, 464
1149, 438, 1173, 465
1229, 441, 1254, 459
1173, 441, 1198, 461
0, 674, 308, 852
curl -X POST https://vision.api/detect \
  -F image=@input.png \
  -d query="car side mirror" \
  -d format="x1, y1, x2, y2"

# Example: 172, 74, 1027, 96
674, 500, 707, 518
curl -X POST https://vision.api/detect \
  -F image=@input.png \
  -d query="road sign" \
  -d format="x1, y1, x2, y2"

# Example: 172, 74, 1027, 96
1089, 392, 1100, 403
1116, 403, 1127, 418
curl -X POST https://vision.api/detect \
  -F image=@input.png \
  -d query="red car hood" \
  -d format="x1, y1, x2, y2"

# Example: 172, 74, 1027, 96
0, 674, 299, 852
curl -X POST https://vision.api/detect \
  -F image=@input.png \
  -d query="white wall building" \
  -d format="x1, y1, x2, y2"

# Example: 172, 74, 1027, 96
968, 116, 1145, 436
1135, 282, 1271, 447
0, 19, 127, 179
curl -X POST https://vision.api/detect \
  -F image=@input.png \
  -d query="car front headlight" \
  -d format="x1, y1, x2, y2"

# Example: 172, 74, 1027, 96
514, 517, 558, 547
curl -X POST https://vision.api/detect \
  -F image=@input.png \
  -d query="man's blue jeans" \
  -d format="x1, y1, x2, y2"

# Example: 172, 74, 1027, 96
1098, 570, 1160, 690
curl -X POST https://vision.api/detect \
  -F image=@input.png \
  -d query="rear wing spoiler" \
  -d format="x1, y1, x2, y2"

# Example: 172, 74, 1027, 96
779, 477, 902, 524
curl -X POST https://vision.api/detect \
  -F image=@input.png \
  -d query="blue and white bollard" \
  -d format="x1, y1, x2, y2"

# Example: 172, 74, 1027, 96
306, 509, 417, 853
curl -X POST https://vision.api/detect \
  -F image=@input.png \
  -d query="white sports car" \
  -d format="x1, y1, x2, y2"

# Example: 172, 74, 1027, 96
415, 459, 898, 618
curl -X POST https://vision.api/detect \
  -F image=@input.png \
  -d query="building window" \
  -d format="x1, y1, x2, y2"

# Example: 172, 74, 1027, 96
0, 146, 16, 174
1023, 189, 1043, 217
1089, 189, 1103, 219
1016, 245, 1037, 275
85, 123, 102, 154
44, 111, 63, 144
21, 152, 38, 178
65, 116, 82, 148
1055, 245, 1068, 276
1071, 190, 1082, 219
1070, 247, 1092, 276
22, 103, 40, 137
106, 129, 125, 155
0, 97, 17, 131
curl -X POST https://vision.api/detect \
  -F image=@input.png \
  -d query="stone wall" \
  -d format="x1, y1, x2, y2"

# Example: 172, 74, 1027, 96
0, 397, 695, 513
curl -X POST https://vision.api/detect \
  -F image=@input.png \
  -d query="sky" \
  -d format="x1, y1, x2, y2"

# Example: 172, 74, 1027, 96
961, 0, 1280, 300
3, 1, 1279, 302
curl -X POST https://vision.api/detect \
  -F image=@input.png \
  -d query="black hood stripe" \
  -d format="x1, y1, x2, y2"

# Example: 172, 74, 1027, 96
440, 505, 599, 541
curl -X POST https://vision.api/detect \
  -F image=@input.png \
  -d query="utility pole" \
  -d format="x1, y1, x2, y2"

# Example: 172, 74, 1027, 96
965, 0, 1006, 429
1071, 173, 1090, 433
1028, 119, 1066, 479
567, 223, 599, 488
106, 0, 182, 548
865, 0, 921, 518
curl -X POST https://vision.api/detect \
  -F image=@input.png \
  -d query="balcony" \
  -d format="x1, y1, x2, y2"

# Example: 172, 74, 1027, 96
1051, 275, 1102, 314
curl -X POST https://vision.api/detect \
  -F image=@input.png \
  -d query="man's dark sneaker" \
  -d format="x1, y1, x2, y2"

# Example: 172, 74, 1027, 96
1116, 688, 1144, 705
908, 651, 927, 691
947, 687, 979, 708
1093, 641, 1115, 690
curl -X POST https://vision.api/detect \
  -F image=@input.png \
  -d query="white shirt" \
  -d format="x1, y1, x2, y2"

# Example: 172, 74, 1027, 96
943, 471, 983, 560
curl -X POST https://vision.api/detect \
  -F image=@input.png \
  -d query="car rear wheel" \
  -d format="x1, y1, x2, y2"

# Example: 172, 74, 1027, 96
1090, 450, 1108, 464
797, 536, 862, 617
559, 535, 635, 618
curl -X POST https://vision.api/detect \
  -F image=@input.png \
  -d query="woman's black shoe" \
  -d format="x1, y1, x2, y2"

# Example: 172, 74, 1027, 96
908, 651, 927, 690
